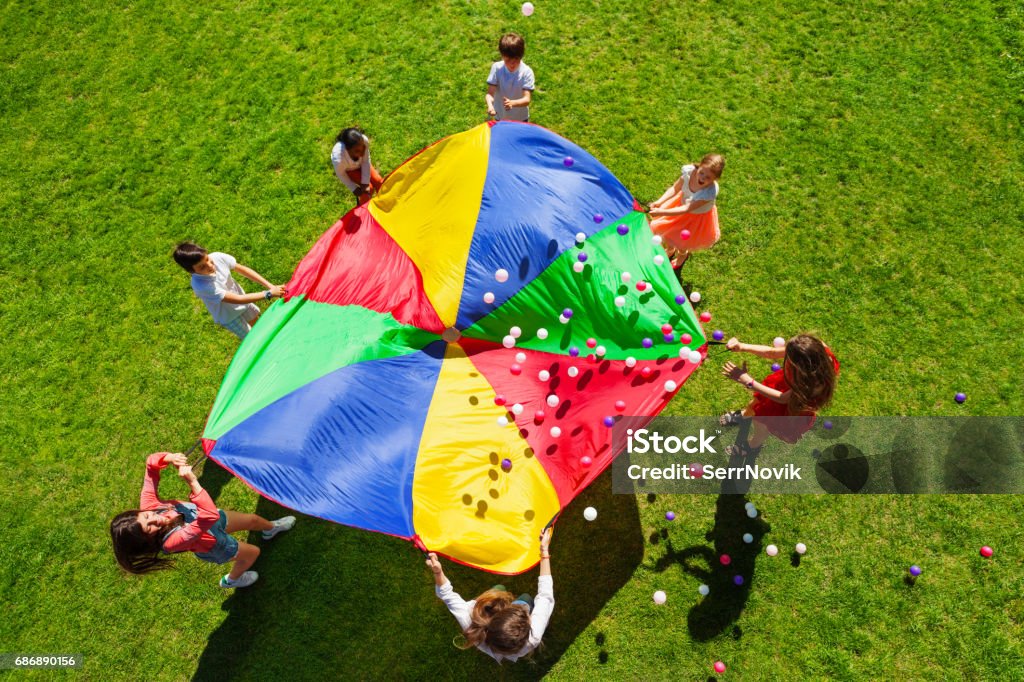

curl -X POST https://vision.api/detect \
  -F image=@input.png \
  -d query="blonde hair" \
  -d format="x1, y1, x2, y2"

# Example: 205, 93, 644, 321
699, 153, 725, 179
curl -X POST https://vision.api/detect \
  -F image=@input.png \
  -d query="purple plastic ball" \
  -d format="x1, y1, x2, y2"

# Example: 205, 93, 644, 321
617, 224, 629, 236
909, 565, 922, 577
823, 420, 833, 430
569, 346, 580, 357
665, 511, 676, 521
501, 458, 512, 472
771, 363, 781, 372
955, 392, 966, 404
603, 416, 615, 427
733, 575, 745, 586
593, 214, 604, 223
562, 308, 574, 319
563, 156, 574, 167
642, 338, 653, 349
675, 295, 686, 305
712, 330, 725, 341
663, 333, 675, 343
577, 252, 588, 263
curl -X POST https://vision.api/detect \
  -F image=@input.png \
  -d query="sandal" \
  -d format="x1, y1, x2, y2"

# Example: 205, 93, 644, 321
719, 410, 745, 427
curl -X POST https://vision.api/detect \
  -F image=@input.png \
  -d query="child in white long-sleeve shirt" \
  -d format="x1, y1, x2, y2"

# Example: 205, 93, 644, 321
426, 528, 553, 663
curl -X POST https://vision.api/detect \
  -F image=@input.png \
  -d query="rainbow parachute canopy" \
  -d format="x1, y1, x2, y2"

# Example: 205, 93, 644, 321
202, 122, 706, 574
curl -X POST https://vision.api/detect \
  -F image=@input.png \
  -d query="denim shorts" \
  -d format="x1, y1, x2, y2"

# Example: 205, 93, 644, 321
193, 510, 239, 565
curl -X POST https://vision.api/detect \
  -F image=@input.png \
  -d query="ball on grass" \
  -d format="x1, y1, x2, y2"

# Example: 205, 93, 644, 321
714, 661, 726, 674
713, 330, 725, 341
699, 311, 712, 323
719, 554, 731, 566
955, 392, 967, 403
653, 590, 667, 605
909, 565, 922, 577
733, 575, 744, 586
689, 291, 701, 303
980, 546, 993, 557
521, 2, 535, 16
766, 544, 779, 556
795, 542, 807, 555
698, 584, 710, 596
771, 362, 781, 372
583, 506, 597, 521
743, 533, 753, 544
665, 511, 676, 521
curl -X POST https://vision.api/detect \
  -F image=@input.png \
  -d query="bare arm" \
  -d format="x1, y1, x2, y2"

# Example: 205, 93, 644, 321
504, 90, 532, 109
650, 197, 711, 217
726, 337, 786, 360
486, 84, 498, 117
722, 361, 790, 404
650, 177, 683, 209
232, 263, 273, 289
538, 527, 552, 577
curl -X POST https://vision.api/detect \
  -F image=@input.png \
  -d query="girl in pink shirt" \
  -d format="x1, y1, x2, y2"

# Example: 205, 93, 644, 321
110, 452, 295, 588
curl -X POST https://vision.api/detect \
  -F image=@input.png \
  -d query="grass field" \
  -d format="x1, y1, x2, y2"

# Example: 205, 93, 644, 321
2, 0, 1023, 679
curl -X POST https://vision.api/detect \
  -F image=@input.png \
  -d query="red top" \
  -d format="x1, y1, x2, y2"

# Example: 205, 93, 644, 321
141, 453, 220, 554
750, 348, 840, 443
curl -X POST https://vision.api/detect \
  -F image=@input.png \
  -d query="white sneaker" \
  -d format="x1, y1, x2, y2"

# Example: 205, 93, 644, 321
220, 571, 258, 588
262, 516, 296, 540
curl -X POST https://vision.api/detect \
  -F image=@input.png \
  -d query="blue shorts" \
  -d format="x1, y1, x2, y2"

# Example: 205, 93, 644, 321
193, 510, 239, 565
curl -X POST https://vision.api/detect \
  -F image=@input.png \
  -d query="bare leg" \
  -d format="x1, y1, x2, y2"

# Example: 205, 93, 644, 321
747, 419, 770, 449
224, 511, 274, 533
227, 542, 260, 581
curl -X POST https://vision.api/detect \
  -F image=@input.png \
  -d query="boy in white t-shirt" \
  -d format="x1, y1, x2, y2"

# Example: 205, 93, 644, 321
173, 242, 287, 340
486, 33, 535, 122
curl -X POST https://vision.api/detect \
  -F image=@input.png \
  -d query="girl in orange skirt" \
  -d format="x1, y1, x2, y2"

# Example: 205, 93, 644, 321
719, 334, 839, 457
648, 153, 724, 268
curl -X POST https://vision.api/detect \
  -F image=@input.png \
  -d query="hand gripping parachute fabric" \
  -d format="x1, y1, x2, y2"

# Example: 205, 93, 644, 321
201, 122, 708, 574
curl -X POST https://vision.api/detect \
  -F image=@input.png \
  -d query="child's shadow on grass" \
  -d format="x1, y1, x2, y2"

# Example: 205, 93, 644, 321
191, 467, 642, 681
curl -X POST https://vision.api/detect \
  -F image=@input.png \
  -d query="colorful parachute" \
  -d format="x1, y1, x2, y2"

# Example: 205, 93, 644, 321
201, 121, 707, 573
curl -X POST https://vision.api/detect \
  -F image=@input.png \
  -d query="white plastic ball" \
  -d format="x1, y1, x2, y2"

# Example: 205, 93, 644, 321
502, 335, 516, 349
550, 426, 562, 438
538, 370, 551, 381
495, 269, 509, 283
559, 315, 569, 324
536, 328, 549, 340
508, 326, 521, 338
653, 590, 667, 605
595, 345, 606, 356
511, 403, 524, 415
653, 254, 665, 266
679, 347, 690, 359
546, 395, 559, 407
573, 261, 585, 273
614, 296, 626, 307
483, 292, 495, 304
795, 542, 807, 555
651, 235, 663, 245
575, 232, 587, 243
497, 416, 509, 427
698, 584, 710, 596
583, 506, 597, 521
521, 1, 534, 17
621, 272, 632, 284
664, 380, 677, 392
567, 366, 579, 377
746, 508, 758, 518
688, 351, 702, 364
766, 544, 779, 557
774, 336, 787, 348
515, 352, 527, 363
625, 356, 637, 368
689, 291, 701, 303
744, 502, 755, 511
743, 533, 753, 544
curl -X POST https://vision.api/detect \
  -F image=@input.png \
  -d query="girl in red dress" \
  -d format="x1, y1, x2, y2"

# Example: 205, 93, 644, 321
720, 334, 839, 456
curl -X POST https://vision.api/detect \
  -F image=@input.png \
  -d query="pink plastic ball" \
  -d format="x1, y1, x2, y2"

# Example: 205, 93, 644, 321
980, 546, 993, 558
494, 395, 506, 406
680, 333, 692, 345
636, 282, 647, 292
714, 661, 726, 674
661, 323, 673, 334
580, 456, 593, 467
534, 410, 546, 421
699, 312, 712, 323
680, 229, 692, 241
719, 554, 731, 566
510, 364, 522, 376
614, 400, 626, 412
640, 367, 653, 379
586, 338, 597, 348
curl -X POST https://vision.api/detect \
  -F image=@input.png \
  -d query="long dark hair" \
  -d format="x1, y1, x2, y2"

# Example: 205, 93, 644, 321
784, 334, 836, 413
336, 127, 365, 151
110, 510, 183, 574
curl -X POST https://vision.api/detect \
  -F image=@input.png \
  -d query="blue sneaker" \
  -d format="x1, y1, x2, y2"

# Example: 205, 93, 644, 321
262, 516, 296, 540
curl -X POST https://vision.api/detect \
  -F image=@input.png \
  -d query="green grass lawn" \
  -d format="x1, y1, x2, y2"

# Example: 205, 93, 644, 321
2, 0, 1023, 679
